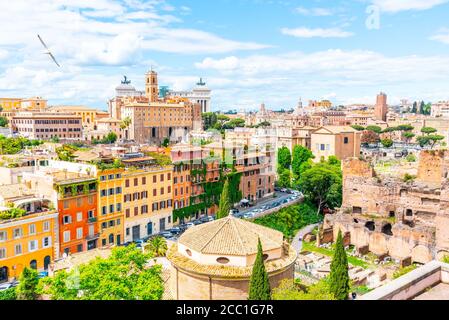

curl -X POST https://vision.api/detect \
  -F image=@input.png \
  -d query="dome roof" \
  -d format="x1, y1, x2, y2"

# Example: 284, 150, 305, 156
179, 216, 284, 256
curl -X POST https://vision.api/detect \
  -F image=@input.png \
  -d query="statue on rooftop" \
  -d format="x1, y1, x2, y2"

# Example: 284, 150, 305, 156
121, 75, 131, 85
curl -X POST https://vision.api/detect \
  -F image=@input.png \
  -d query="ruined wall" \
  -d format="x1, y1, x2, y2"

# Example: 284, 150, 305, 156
417, 150, 446, 185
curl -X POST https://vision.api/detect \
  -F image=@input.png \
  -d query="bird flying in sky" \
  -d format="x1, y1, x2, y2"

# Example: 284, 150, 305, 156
37, 34, 60, 67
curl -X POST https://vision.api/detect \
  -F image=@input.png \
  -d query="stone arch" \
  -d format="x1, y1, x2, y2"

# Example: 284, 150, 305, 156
411, 245, 432, 264
365, 221, 375, 231
381, 223, 393, 236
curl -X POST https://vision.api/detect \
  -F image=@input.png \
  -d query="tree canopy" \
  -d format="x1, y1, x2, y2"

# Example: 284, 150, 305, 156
277, 146, 291, 174
38, 245, 164, 300
291, 145, 314, 187
365, 125, 382, 134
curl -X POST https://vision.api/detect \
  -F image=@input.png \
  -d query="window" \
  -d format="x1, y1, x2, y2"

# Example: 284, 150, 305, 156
43, 221, 50, 232
109, 204, 115, 213
15, 244, 22, 255
63, 215, 72, 224
134, 178, 138, 186
142, 177, 146, 185
116, 187, 122, 194
160, 174, 164, 182
344, 137, 349, 144
125, 209, 130, 218
100, 176, 106, 181
77, 212, 83, 222
88, 210, 94, 219
320, 144, 325, 151
63, 230, 71, 242
109, 220, 115, 227
115, 174, 121, 179
167, 173, 171, 180
168, 216, 171, 224
168, 186, 171, 193
43, 237, 51, 248
101, 189, 107, 197
116, 203, 122, 212
134, 207, 138, 216
153, 189, 157, 196
0, 231, 6, 242
102, 206, 107, 215
102, 239, 106, 246
108, 188, 115, 196
160, 187, 164, 195
153, 175, 157, 183
29, 224, 36, 235
77, 244, 83, 252
76, 228, 83, 239
326, 144, 330, 151
101, 222, 107, 229
13, 228, 22, 239
28, 240, 38, 252
108, 174, 114, 180
125, 179, 130, 188
126, 228, 130, 236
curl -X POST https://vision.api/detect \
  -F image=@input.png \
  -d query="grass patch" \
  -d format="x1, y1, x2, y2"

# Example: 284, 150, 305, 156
301, 241, 369, 269
253, 201, 322, 239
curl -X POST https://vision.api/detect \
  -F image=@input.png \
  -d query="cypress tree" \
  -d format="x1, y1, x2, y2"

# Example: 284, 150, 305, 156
248, 238, 271, 300
329, 230, 350, 300
217, 178, 232, 219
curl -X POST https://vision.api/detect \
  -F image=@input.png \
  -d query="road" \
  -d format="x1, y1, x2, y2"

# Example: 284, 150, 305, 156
292, 223, 320, 253
237, 191, 296, 215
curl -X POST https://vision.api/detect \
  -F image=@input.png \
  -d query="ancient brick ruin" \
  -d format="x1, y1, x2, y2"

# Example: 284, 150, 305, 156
322, 150, 449, 265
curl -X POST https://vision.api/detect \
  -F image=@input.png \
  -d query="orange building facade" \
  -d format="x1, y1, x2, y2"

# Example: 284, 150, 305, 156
55, 178, 99, 256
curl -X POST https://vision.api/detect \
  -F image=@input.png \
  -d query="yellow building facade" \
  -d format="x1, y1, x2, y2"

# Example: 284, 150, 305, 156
0, 97, 47, 112
97, 168, 125, 248
122, 165, 173, 243
0, 210, 58, 282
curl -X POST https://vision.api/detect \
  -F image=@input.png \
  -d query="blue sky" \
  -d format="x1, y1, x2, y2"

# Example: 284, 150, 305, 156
1, 0, 449, 111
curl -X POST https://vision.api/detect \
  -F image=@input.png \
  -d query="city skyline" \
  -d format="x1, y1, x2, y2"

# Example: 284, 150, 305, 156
1, 0, 449, 110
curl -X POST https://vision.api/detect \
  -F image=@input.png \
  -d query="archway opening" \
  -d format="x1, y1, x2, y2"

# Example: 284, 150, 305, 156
30, 260, 37, 270
365, 221, 375, 231
382, 223, 393, 236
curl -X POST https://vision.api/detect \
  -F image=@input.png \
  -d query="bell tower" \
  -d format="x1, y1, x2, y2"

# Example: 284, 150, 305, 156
145, 69, 159, 102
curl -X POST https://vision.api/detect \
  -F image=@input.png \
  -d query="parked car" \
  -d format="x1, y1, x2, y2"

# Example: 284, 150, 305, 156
231, 208, 240, 214
185, 222, 195, 229
192, 220, 202, 225
280, 188, 288, 192
159, 232, 174, 239
0, 282, 14, 291
233, 212, 244, 218
243, 212, 254, 219
134, 239, 145, 248
169, 227, 182, 235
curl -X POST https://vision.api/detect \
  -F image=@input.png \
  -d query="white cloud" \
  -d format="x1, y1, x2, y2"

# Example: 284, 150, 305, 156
195, 50, 449, 109
295, 6, 332, 16
430, 28, 449, 44
281, 27, 353, 38
372, 0, 448, 13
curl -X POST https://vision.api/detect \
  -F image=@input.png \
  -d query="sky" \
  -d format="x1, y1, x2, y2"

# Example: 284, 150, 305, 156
1, 0, 449, 111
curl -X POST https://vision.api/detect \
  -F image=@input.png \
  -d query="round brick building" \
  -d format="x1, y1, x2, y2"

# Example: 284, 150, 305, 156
167, 216, 296, 300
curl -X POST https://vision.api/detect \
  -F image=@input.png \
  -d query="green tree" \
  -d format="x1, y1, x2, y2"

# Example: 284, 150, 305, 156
277, 168, 291, 188
419, 101, 425, 114
0, 287, 17, 300
161, 138, 170, 147
299, 163, 342, 215
217, 178, 232, 219
39, 245, 164, 300
365, 125, 382, 134
329, 230, 350, 300
0, 116, 8, 127
146, 236, 168, 257
277, 146, 291, 173
272, 278, 335, 300
404, 132, 415, 144
381, 138, 393, 148
202, 112, 218, 130
411, 101, 418, 113
16, 267, 39, 300
350, 125, 365, 131
248, 238, 271, 300
421, 127, 437, 135
120, 116, 132, 130
291, 145, 314, 187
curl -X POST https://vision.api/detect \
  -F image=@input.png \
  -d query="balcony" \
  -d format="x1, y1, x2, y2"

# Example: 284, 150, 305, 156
88, 217, 97, 223
86, 233, 100, 241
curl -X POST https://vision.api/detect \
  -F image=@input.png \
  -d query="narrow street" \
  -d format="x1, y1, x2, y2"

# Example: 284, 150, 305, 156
292, 223, 320, 253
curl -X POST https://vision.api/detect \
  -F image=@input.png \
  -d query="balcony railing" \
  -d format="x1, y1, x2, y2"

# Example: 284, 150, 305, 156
88, 217, 97, 223
86, 233, 100, 241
